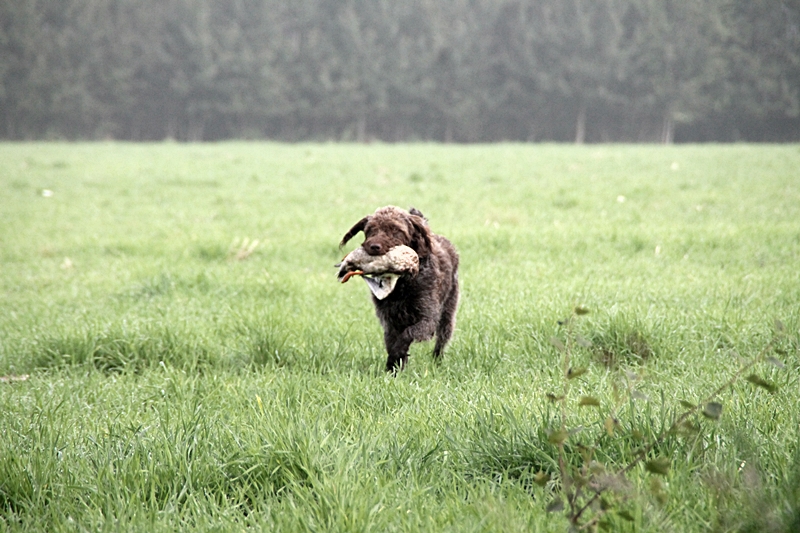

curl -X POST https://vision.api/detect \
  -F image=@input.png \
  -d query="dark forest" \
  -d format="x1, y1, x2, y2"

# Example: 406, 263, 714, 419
1, 0, 798, 142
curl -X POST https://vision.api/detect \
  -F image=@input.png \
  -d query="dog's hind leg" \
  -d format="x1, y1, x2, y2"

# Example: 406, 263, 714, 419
433, 283, 459, 359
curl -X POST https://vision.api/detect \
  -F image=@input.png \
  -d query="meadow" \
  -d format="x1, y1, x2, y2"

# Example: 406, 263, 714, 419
0, 142, 798, 532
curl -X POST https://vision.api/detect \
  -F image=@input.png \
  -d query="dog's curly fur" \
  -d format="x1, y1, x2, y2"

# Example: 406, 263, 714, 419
340, 206, 459, 372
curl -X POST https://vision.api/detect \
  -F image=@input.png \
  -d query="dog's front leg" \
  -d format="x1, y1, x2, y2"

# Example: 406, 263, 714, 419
384, 319, 437, 373
385, 339, 411, 372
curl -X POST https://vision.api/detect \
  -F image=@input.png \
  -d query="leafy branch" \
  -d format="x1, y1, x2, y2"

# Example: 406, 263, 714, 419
545, 309, 788, 530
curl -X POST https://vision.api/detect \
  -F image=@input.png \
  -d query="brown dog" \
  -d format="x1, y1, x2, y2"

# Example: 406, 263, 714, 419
340, 206, 460, 372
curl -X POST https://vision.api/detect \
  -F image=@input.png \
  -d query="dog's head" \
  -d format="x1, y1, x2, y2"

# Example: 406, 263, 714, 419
340, 206, 432, 257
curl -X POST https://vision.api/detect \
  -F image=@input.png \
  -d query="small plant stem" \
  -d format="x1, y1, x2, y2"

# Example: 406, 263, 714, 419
561, 316, 573, 428
559, 312, 576, 517
578, 515, 601, 531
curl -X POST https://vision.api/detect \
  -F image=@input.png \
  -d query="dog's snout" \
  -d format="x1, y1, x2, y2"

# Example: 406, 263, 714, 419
362, 238, 384, 255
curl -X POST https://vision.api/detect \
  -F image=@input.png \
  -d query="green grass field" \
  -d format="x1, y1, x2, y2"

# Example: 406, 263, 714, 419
1, 143, 799, 532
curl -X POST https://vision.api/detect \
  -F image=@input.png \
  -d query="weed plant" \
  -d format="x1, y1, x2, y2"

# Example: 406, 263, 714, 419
0, 143, 798, 531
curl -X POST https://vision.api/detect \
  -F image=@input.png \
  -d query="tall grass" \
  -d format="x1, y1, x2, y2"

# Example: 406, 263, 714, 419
1, 143, 798, 531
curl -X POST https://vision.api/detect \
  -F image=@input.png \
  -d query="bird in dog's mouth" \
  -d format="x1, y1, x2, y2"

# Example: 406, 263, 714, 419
336, 245, 419, 300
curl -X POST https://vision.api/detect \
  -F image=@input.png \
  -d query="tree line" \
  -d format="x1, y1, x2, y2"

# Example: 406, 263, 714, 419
1, 0, 798, 142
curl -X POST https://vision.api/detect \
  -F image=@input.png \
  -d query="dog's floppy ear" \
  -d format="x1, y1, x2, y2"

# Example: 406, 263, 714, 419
408, 213, 432, 257
409, 207, 427, 223
340, 216, 369, 248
